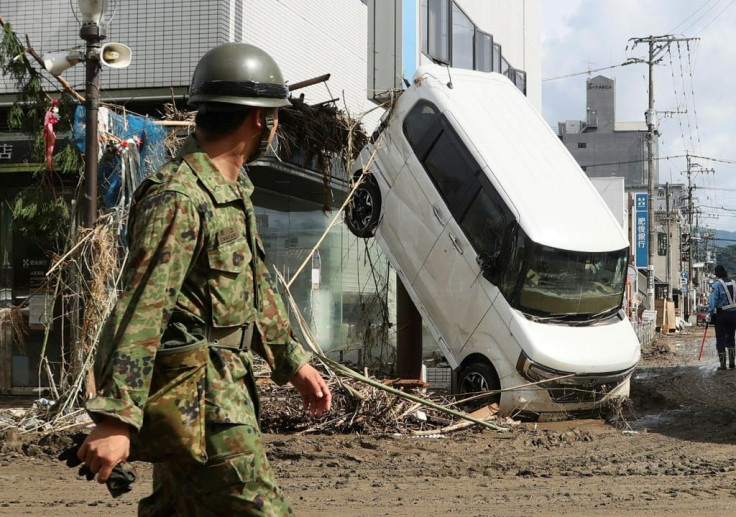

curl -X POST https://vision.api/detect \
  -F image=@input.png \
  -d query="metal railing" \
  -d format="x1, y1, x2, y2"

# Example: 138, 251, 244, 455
631, 320, 656, 346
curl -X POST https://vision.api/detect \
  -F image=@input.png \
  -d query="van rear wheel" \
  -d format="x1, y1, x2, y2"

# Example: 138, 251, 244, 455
345, 176, 381, 238
457, 362, 501, 411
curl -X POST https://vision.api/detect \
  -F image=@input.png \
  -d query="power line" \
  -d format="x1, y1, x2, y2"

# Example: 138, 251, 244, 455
695, 0, 736, 35
542, 62, 629, 82
689, 154, 736, 165
698, 186, 736, 192
685, 41, 703, 153
675, 42, 696, 152
681, 0, 726, 34
700, 204, 736, 212
669, 0, 717, 33
667, 46, 688, 150
580, 154, 687, 169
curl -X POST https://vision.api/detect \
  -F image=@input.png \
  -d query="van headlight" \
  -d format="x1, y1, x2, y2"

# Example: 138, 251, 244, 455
516, 352, 580, 386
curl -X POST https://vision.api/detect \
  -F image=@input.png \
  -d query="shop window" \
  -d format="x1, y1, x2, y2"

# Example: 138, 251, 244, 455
250, 189, 389, 355
474, 30, 493, 72
451, 2, 474, 70
501, 56, 510, 77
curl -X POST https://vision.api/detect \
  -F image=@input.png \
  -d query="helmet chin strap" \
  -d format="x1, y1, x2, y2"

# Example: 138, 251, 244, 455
247, 112, 276, 163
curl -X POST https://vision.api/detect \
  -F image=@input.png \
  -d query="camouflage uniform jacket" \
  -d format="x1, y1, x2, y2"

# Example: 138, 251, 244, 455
87, 135, 311, 430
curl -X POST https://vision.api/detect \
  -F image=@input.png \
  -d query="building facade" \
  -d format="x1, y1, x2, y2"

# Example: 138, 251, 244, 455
558, 75, 656, 188
0, 0, 540, 392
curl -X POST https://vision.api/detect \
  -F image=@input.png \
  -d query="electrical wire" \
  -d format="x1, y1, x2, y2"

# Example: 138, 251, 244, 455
542, 62, 629, 82
680, 0, 726, 34
668, 0, 717, 34
667, 46, 688, 152
689, 154, 736, 165
580, 154, 688, 169
695, 0, 736, 35
685, 41, 703, 154
675, 42, 696, 152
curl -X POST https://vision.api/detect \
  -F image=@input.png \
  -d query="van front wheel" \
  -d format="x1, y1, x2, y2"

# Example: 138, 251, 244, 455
457, 362, 501, 410
345, 177, 381, 238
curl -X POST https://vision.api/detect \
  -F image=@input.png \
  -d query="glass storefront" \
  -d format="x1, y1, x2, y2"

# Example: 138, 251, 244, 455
252, 188, 393, 365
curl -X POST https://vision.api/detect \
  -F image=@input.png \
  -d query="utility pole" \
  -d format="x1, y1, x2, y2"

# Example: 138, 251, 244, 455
665, 182, 672, 301
629, 35, 699, 311
685, 151, 714, 319
686, 153, 693, 318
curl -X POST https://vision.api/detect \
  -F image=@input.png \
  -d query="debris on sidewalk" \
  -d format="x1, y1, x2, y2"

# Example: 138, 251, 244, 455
258, 371, 512, 436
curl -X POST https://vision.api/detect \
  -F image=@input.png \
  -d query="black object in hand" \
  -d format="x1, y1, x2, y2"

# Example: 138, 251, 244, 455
58, 432, 137, 498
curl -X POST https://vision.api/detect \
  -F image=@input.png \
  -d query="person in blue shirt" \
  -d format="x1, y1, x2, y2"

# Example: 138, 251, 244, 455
707, 264, 736, 370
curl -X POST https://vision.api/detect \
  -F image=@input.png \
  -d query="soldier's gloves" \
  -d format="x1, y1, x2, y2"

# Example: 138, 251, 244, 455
705, 313, 712, 324
58, 432, 137, 498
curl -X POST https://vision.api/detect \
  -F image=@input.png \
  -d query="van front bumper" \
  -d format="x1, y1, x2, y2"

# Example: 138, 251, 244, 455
516, 351, 638, 405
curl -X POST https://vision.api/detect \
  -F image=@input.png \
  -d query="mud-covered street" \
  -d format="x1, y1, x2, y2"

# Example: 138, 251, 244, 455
2, 326, 736, 516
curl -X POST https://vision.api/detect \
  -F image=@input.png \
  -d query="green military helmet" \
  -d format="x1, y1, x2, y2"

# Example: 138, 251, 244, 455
189, 42, 291, 109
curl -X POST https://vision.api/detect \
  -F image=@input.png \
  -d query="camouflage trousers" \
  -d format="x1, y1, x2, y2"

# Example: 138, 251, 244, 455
138, 422, 293, 516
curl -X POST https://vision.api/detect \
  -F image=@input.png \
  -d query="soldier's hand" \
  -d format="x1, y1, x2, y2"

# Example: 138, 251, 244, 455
77, 417, 131, 484
290, 364, 332, 418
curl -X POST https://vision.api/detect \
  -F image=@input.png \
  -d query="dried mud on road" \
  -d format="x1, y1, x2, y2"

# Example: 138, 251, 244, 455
2, 326, 736, 516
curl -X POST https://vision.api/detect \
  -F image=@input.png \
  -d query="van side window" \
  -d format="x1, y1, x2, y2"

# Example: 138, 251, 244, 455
403, 102, 440, 148
421, 123, 479, 219
461, 186, 507, 260
498, 224, 527, 301
403, 102, 480, 219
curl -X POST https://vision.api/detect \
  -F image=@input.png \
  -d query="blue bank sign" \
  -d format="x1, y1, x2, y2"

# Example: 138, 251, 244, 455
635, 193, 648, 268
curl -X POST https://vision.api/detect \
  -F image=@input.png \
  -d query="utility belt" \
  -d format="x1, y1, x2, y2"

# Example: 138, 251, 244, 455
716, 304, 736, 313
203, 323, 254, 351
168, 311, 255, 351
131, 315, 256, 465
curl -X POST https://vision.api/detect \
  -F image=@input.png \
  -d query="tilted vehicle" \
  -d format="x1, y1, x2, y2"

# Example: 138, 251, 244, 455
345, 64, 640, 418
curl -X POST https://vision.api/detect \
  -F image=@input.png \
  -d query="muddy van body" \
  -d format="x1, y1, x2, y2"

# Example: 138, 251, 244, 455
346, 64, 640, 417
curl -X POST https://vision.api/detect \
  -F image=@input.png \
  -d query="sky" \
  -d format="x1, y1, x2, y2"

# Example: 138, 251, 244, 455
540, 0, 736, 233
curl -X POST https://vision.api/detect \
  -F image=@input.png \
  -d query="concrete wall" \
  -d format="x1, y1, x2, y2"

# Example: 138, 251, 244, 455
563, 131, 650, 188
1, 0, 377, 126
0, 0, 221, 94
590, 177, 627, 234
585, 76, 615, 133
238, 0, 378, 125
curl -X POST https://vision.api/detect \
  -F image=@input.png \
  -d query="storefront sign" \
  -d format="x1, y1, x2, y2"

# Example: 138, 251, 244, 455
0, 139, 34, 162
0, 143, 13, 160
635, 193, 648, 268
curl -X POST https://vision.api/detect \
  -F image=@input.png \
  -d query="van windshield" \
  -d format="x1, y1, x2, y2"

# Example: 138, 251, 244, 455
516, 244, 627, 320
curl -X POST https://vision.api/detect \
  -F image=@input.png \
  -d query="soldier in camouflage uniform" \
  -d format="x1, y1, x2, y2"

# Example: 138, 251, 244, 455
77, 43, 332, 516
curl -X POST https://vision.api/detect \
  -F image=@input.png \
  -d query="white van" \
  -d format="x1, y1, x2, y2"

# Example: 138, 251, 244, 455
346, 64, 640, 418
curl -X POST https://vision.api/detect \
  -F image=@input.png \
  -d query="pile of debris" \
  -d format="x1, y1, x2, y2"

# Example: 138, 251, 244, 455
0, 373, 515, 439
0, 398, 90, 435
259, 373, 516, 436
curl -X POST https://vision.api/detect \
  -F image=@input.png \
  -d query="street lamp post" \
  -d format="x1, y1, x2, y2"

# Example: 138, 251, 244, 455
79, 1, 106, 228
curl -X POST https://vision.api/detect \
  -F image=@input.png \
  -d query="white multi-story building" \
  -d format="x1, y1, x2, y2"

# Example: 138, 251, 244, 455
0, 0, 540, 392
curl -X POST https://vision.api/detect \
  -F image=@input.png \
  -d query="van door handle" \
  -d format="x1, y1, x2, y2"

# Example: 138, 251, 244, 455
432, 206, 444, 225
449, 233, 463, 254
